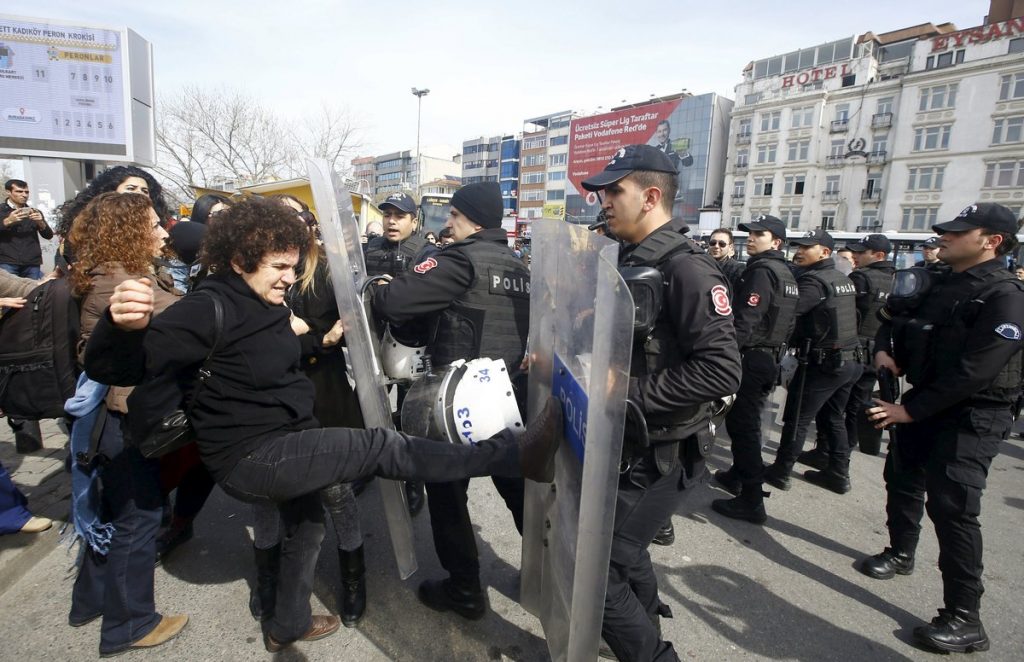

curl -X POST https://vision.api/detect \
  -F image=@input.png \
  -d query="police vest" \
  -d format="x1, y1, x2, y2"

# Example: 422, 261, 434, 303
429, 238, 530, 370
795, 267, 860, 351
743, 256, 799, 349
926, 269, 1023, 398
853, 263, 894, 340
620, 229, 709, 427
364, 234, 430, 278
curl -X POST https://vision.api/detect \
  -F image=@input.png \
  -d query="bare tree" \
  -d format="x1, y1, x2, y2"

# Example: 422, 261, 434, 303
154, 85, 360, 200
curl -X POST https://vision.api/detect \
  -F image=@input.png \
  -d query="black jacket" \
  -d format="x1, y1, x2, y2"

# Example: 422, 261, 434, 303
0, 201, 53, 266
83, 272, 317, 482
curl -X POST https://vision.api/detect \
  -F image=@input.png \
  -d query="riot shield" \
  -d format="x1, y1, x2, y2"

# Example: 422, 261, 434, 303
306, 159, 417, 579
521, 220, 633, 662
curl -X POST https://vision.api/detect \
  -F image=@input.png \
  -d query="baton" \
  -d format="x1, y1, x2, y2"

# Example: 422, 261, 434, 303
876, 367, 901, 473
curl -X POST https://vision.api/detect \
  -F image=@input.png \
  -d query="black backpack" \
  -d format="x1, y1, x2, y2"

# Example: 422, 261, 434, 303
0, 278, 80, 419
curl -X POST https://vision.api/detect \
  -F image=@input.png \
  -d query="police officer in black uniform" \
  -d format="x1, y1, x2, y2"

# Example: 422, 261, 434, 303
844, 234, 895, 457
582, 145, 741, 661
371, 182, 529, 621
711, 215, 798, 523
915, 235, 943, 269
764, 229, 863, 494
861, 203, 1024, 654
363, 192, 436, 515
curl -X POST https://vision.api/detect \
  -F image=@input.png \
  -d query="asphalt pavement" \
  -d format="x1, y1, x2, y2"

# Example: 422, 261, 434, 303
0, 407, 1021, 661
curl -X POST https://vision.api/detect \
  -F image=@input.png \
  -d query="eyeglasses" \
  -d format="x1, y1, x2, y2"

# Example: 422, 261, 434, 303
708, 240, 730, 248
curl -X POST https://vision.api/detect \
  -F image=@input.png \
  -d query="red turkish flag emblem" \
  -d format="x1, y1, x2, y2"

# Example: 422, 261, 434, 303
747, 293, 761, 307
413, 257, 438, 275
711, 285, 732, 316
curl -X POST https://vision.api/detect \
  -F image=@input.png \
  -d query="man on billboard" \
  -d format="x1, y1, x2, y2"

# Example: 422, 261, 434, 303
581, 145, 741, 660
650, 120, 694, 170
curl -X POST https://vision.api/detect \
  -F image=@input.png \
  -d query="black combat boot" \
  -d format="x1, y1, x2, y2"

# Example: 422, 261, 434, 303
859, 547, 914, 579
418, 577, 487, 620
338, 545, 367, 627
249, 543, 280, 622
711, 483, 768, 524
796, 448, 828, 471
913, 608, 989, 653
803, 468, 851, 494
651, 521, 675, 546
763, 463, 791, 491
712, 468, 742, 496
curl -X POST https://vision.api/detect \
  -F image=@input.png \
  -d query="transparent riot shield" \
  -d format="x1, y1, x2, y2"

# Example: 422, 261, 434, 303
306, 159, 417, 579
521, 220, 633, 662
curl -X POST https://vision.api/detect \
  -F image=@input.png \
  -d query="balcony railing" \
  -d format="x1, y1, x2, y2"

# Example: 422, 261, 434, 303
825, 155, 845, 167
735, 162, 748, 174
830, 119, 849, 133
730, 193, 746, 203
871, 112, 893, 129
736, 131, 752, 145
861, 188, 882, 202
867, 150, 887, 165
856, 223, 883, 232
821, 191, 841, 203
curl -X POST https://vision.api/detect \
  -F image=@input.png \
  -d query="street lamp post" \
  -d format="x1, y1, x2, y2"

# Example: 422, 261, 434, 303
411, 87, 430, 195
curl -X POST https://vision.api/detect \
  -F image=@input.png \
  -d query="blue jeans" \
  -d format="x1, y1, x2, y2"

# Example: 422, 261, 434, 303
70, 414, 163, 655
0, 263, 42, 279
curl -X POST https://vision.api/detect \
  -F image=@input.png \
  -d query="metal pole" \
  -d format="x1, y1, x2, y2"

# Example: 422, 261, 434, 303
411, 88, 430, 194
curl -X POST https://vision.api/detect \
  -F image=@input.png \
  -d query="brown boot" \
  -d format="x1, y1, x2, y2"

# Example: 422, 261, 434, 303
100, 614, 189, 656
265, 615, 340, 652
519, 396, 562, 483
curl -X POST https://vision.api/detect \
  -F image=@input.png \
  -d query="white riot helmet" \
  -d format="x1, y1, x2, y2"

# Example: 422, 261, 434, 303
380, 326, 428, 383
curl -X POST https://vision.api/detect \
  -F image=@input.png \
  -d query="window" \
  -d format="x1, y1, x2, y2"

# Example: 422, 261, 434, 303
753, 176, 774, 196
876, 97, 894, 116
919, 84, 958, 111
549, 153, 567, 166
546, 189, 565, 201
925, 50, 965, 70
913, 125, 952, 151
733, 179, 746, 196
787, 139, 810, 162
756, 143, 777, 164
779, 209, 800, 229
736, 149, 749, 167
522, 172, 544, 185
730, 214, 743, 227
548, 170, 566, 181
992, 116, 1024, 145
907, 166, 945, 191
999, 72, 1024, 100
760, 111, 781, 132
549, 135, 568, 146
521, 190, 544, 201
830, 139, 845, 157
791, 106, 815, 128
835, 104, 849, 122
861, 209, 879, 230
824, 175, 840, 193
1010, 38, 1024, 54
901, 207, 939, 231
983, 160, 1024, 188
738, 118, 752, 135
783, 174, 806, 195
872, 136, 888, 155
522, 154, 545, 167
744, 93, 763, 105
821, 213, 835, 230
523, 136, 547, 150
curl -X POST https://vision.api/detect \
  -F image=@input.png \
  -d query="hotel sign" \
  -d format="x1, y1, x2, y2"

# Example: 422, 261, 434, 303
781, 63, 852, 89
931, 18, 1024, 52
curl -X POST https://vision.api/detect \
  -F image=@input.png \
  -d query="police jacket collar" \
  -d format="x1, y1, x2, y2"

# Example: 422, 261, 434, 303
747, 249, 786, 265
804, 257, 836, 271
864, 260, 895, 271
959, 257, 1011, 281
451, 227, 508, 248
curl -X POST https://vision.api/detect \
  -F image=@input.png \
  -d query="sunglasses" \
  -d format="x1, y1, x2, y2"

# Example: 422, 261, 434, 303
708, 240, 730, 248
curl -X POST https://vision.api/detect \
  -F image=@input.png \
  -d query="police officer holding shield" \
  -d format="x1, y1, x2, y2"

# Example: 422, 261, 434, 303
764, 229, 863, 494
372, 182, 529, 621
581, 145, 741, 661
711, 214, 798, 523
861, 203, 1024, 654
844, 234, 894, 457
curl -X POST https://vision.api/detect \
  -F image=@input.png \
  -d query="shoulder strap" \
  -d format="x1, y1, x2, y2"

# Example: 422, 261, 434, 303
184, 290, 224, 415
627, 230, 693, 267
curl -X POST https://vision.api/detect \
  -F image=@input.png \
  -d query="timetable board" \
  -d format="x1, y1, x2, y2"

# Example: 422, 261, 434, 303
0, 15, 129, 159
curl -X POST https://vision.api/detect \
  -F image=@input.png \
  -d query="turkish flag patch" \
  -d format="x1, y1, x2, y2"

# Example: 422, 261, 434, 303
711, 285, 732, 316
747, 293, 761, 307
413, 257, 438, 274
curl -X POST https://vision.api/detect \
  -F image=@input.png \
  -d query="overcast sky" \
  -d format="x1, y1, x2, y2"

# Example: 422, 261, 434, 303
21, 1, 990, 162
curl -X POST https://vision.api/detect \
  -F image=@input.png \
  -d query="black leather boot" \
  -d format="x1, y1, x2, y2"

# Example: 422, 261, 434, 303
796, 448, 828, 471
249, 543, 280, 622
418, 578, 487, 620
713, 468, 742, 496
859, 547, 914, 579
803, 468, 851, 494
339, 545, 367, 627
711, 482, 768, 524
913, 608, 989, 653
651, 521, 675, 546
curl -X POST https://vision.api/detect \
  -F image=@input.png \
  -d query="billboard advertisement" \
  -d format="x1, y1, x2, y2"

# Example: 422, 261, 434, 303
567, 95, 715, 226
0, 15, 144, 162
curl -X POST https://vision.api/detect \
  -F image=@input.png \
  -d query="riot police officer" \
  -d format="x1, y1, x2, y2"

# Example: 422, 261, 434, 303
363, 192, 436, 515
764, 229, 863, 494
861, 203, 1024, 654
844, 234, 894, 457
712, 215, 798, 523
371, 182, 529, 621
582, 145, 741, 660
914, 235, 943, 269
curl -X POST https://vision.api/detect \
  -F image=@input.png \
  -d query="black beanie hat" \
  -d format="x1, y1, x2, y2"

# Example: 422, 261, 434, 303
451, 182, 503, 229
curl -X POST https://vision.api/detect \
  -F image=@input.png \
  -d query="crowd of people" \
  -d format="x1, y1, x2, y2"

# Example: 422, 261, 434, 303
0, 144, 1021, 660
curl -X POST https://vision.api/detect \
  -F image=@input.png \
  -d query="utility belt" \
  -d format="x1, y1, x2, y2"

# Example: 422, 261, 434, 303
800, 347, 861, 365
857, 337, 875, 365
621, 400, 716, 477
742, 344, 787, 363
